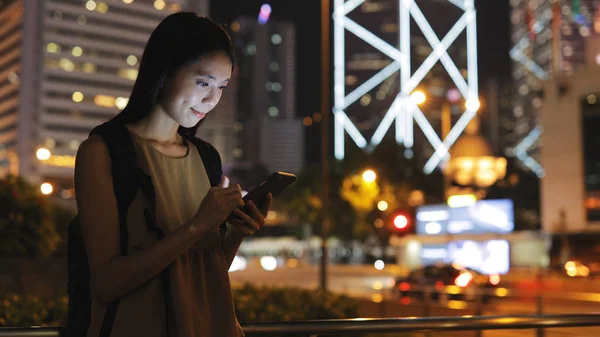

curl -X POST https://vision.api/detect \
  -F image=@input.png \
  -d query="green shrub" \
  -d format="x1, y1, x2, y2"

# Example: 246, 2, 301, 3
0, 293, 67, 327
0, 175, 65, 257
233, 283, 360, 321
0, 285, 361, 327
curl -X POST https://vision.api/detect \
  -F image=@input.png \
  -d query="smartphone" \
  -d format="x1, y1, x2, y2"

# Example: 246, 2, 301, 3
242, 171, 297, 208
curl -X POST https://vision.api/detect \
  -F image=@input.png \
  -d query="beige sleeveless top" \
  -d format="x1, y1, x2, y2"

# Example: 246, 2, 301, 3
87, 131, 243, 337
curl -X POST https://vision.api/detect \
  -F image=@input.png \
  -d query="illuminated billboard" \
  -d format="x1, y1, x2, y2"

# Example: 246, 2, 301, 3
416, 199, 514, 235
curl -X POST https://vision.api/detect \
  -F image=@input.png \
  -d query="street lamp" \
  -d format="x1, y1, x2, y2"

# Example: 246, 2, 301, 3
36, 148, 51, 161
410, 90, 427, 105
362, 169, 377, 183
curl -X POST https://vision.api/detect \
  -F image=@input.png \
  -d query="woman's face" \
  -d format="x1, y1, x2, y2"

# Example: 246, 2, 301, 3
158, 52, 232, 128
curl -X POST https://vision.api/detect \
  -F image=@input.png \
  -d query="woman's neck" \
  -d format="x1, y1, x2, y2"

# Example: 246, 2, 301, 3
127, 107, 181, 144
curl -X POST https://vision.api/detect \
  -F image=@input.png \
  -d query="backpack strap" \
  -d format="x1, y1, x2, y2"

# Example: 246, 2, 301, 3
184, 135, 223, 187
90, 121, 171, 337
183, 134, 228, 235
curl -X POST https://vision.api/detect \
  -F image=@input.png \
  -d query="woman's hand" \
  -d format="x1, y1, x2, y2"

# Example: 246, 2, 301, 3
190, 176, 244, 236
229, 193, 273, 237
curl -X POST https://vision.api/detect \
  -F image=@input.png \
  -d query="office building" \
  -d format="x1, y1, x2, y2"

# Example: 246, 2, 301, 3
539, 64, 600, 233
509, 0, 598, 175
0, 0, 208, 196
229, 16, 304, 176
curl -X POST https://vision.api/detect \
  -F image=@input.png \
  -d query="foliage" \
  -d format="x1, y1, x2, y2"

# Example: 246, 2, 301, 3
0, 285, 360, 328
0, 175, 65, 257
233, 283, 360, 321
0, 293, 68, 327
277, 164, 359, 241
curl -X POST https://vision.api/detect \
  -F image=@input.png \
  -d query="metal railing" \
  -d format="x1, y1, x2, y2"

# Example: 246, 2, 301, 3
2, 314, 600, 336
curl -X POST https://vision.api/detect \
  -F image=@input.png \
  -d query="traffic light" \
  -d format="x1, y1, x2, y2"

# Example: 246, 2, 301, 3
393, 214, 409, 230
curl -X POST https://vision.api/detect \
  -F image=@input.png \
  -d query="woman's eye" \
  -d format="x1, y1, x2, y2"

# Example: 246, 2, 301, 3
219, 86, 228, 91
196, 80, 209, 87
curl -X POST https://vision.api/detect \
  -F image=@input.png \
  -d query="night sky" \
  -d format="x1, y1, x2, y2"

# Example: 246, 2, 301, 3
210, 0, 512, 164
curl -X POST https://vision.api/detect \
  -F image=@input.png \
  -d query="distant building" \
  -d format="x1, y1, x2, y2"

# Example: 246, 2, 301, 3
229, 16, 304, 176
539, 64, 600, 233
0, 0, 208, 197
509, 0, 598, 176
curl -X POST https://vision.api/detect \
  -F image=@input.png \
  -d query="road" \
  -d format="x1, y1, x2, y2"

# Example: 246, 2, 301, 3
230, 264, 600, 337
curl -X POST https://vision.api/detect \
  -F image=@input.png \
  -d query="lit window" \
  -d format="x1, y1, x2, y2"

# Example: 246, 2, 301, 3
46, 43, 60, 53
82, 63, 96, 73
85, 1, 97, 11
72, 92, 84, 103
119, 68, 138, 81
271, 34, 282, 45
154, 0, 166, 10
232, 148, 243, 158
45, 138, 56, 149
96, 2, 109, 13
169, 3, 181, 11
126, 55, 138, 66
269, 62, 279, 72
7, 72, 18, 84
246, 43, 256, 55
72, 46, 83, 57
360, 94, 371, 106
94, 95, 116, 108
271, 82, 281, 92
68, 140, 81, 151
59, 58, 75, 72
77, 15, 87, 25
231, 21, 240, 32
303, 117, 313, 127
123, 0, 133, 3
267, 106, 279, 117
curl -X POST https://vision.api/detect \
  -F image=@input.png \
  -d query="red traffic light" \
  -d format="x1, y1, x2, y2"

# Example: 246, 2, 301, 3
393, 214, 409, 230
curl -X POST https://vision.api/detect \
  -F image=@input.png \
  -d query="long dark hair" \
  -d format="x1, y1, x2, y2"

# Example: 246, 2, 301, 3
113, 12, 235, 137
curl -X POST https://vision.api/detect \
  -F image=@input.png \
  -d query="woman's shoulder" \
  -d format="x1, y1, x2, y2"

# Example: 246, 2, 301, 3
78, 135, 109, 157
75, 135, 111, 171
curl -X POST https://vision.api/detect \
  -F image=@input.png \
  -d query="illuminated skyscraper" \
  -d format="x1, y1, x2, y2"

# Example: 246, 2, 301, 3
509, 0, 598, 177
0, 0, 208, 197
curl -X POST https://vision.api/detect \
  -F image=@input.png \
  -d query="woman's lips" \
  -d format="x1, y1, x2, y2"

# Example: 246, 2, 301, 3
191, 108, 206, 119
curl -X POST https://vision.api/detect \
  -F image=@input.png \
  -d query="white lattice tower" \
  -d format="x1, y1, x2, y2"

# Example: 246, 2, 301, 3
332, 0, 479, 174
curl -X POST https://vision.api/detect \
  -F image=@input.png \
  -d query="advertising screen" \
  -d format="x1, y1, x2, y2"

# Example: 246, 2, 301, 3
416, 199, 514, 235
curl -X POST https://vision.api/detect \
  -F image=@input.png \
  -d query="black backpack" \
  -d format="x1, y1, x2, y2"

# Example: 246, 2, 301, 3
66, 121, 224, 337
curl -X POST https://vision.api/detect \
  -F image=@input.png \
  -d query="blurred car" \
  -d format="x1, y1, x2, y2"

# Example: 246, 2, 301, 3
392, 263, 501, 302
564, 260, 600, 278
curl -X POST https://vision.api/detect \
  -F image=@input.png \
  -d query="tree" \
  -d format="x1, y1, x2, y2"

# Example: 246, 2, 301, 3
0, 175, 63, 257
277, 165, 359, 241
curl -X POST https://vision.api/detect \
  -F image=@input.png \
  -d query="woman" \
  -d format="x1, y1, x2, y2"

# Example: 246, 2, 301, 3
74, 12, 269, 337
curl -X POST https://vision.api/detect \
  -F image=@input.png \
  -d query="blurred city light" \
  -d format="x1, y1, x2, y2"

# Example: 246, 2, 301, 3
260, 256, 277, 271
36, 148, 51, 161
362, 169, 376, 183
447, 194, 477, 208
410, 91, 426, 105
72, 91, 84, 103
393, 214, 409, 230
465, 98, 481, 111
258, 3, 271, 24
377, 200, 388, 211
153, 0, 166, 10
229, 256, 247, 272
374, 260, 385, 270
41, 183, 53, 195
